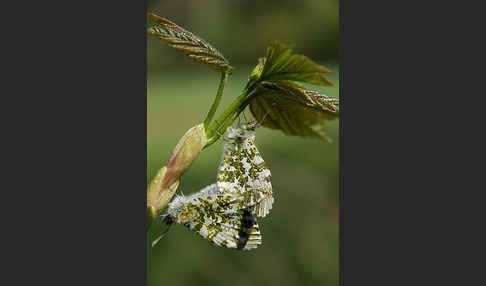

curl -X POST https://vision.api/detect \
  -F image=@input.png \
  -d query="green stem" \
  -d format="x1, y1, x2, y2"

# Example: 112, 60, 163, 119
204, 88, 258, 148
205, 112, 238, 147
203, 70, 229, 129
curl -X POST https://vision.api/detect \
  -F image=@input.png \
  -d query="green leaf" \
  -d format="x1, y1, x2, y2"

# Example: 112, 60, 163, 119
249, 81, 339, 143
260, 81, 339, 116
245, 42, 338, 142
147, 13, 234, 73
248, 41, 332, 88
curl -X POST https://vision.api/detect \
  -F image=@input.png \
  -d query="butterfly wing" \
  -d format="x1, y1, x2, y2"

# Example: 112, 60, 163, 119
218, 135, 273, 217
212, 209, 262, 250
168, 185, 262, 250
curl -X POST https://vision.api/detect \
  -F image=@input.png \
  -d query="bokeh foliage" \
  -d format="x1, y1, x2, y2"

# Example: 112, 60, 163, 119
147, 0, 338, 74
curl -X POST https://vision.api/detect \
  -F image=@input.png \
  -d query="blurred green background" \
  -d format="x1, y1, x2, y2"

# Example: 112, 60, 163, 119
147, 1, 339, 285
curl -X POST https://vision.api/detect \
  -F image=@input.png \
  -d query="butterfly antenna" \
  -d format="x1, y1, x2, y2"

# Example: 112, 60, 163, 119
152, 215, 173, 248
251, 109, 271, 130
261, 103, 277, 124
151, 226, 171, 248
261, 102, 281, 125
242, 109, 248, 122
215, 127, 230, 142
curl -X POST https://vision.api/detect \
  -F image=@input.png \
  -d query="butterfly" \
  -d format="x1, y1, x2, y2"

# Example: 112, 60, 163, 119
157, 120, 272, 250
217, 120, 274, 218
163, 183, 262, 250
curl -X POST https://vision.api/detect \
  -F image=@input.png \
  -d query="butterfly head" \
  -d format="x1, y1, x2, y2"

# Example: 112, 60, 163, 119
225, 120, 259, 141
166, 195, 186, 221
240, 120, 260, 131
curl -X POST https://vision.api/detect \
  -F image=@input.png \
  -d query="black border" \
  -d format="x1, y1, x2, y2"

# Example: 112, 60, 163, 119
339, 0, 464, 285
5, 1, 147, 284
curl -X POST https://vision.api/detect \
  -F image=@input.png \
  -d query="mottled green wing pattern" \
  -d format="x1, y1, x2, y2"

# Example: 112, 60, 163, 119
164, 122, 272, 250
212, 209, 261, 250
166, 184, 261, 250
217, 124, 274, 218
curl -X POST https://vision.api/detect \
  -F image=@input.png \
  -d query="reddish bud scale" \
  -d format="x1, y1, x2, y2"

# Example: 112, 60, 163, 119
147, 124, 207, 220
162, 124, 206, 192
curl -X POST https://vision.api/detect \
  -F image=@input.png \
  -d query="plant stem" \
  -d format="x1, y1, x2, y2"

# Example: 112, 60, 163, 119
205, 112, 238, 147
204, 88, 257, 147
203, 70, 229, 129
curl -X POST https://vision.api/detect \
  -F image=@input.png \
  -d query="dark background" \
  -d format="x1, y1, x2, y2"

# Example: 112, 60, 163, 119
147, 1, 339, 286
